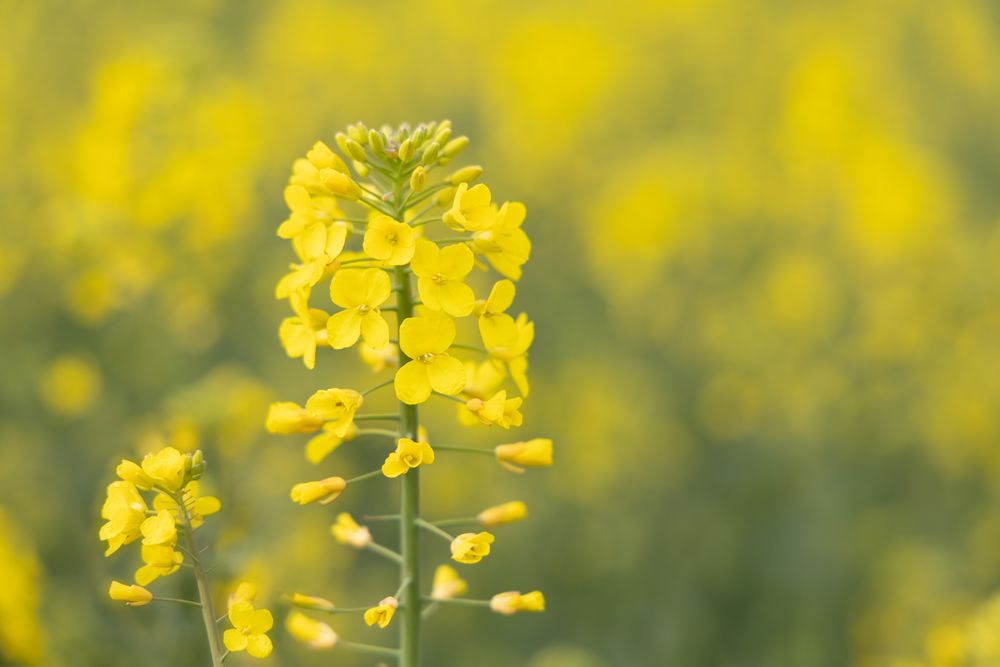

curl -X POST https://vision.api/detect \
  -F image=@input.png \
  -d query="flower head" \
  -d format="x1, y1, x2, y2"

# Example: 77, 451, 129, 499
304, 388, 363, 437
326, 268, 391, 349
108, 581, 153, 606
363, 214, 415, 265
474, 201, 531, 280
477, 501, 528, 528
99, 481, 148, 556
444, 183, 496, 232
265, 401, 325, 434
224, 600, 274, 659
482, 312, 534, 396
153, 481, 221, 529
430, 565, 468, 600
464, 390, 523, 429
490, 590, 545, 615
331, 512, 372, 548
134, 544, 183, 586
286, 611, 338, 649
290, 477, 346, 505
450, 532, 495, 564
140, 447, 188, 493
364, 596, 398, 629
277, 185, 349, 264
115, 459, 153, 490
140, 509, 177, 546
394, 314, 465, 404
411, 239, 476, 317
279, 289, 329, 370
381, 438, 435, 478
495, 438, 553, 473
290, 593, 336, 613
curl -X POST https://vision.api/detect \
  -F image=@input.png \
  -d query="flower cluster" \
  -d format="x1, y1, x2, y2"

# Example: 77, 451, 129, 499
99, 448, 272, 664
265, 121, 552, 662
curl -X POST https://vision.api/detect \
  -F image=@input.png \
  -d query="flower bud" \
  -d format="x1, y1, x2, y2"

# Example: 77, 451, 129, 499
116, 459, 153, 490
410, 125, 427, 146
265, 402, 325, 434
347, 122, 368, 145
290, 593, 336, 612
397, 122, 411, 139
433, 127, 452, 146
450, 531, 495, 564
307, 141, 348, 173
490, 590, 545, 615
449, 165, 483, 185
286, 611, 338, 648
436, 186, 456, 206
368, 129, 386, 155
109, 581, 153, 606
320, 169, 362, 200
345, 138, 367, 162
431, 564, 468, 600
477, 501, 527, 528
442, 136, 469, 159
352, 160, 369, 178
421, 141, 440, 165
495, 438, 552, 472
334, 132, 351, 155
331, 512, 372, 548
398, 138, 414, 162
290, 477, 346, 505
364, 597, 398, 628
410, 166, 426, 192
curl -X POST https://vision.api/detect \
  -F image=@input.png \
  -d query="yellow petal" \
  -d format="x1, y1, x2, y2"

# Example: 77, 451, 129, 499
247, 634, 273, 658
360, 313, 390, 349
427, 355, 466, 395
437, 243, 474, 279
224, 629, 249, 652
325, 310, 363, 349
394, 361, 431, 405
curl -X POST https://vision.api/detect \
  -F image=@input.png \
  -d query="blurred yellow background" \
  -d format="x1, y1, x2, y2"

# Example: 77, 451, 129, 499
3, 0, 1000, 665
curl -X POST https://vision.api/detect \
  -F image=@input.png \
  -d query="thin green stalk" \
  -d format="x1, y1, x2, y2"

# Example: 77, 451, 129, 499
362, 378, 396, 397
365, 541, 404, 564
423, 596, 491, 608
432, 517, 478, 527
150, 596, 202, 608
395, 263, 422, 667
415, 518, 454, 542
432, 444, 494, 456
355, 414, 402, 422
345, 469, 382, 484
338, 639, 401, 658
179, 496, 224, 667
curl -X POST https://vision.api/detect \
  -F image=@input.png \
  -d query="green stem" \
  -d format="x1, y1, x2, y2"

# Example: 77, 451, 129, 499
395, 264, 422, 667
355, 414, 402, 422
423, 596, 491, 608
432, 517, 478, 527
433, 444, 494, 456
356, 429, 401, 439
151, 596, 202, 608
179, 495, 225, 667
362, 378, 396, 397
345, 469, 382, 484
365, 541, 404, 564
415, 518, 454, 542
337, 640, 401, 658
432, 391, 466, 404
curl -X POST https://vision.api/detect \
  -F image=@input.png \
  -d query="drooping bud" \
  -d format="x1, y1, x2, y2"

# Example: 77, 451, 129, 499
449, 165, 483, 185
477, 501, 527, 528
109, 581, 153, 606
290, 476, 346, 505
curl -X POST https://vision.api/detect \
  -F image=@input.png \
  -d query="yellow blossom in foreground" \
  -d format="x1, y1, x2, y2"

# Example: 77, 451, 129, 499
305, 423, 358, 464
99, 481, 147, 556
363, 214, 415, 265
277, 185, 349, 263
326, 268, 391, 349
364, 596, 398, 629
279, 289, 329, 370
153, 481, 221, 529
274, 257, 328, 300
286, 611, 338, 649
115, 459, 153, 490
320, 167, 362, 200
465, 390, 523, 428
394, 314, 465, 404
139, 510, 177, 546
265, 401, 325, 434
490, 590, 545, 615
475, 201, 531, 281
495, 438, 553, 473
331, 512, 372, 548
431, 565, 468, 600
140, 447, 188, 493
477, 501, 528, 528
291, 477, 346, 505
444, 183, 495, 232
382, 438, 436, 478
450, 532, 495, 564
134, 544, 183, 586
108, 581, 153, 606
304, 388, 363, 437
224, 601, 274, 659
411, 239, 476, 317
477, 279, 516, 342
290, 593, 336, 612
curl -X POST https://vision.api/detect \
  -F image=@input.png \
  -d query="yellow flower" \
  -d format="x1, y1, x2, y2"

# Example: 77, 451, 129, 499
274, 257, 329, 300
363, 214, 415, 265
443, 183, 496, 232
394, 314, 466, 405
477, 501, 528, 528
477, 279, 516, 343
306, 141, 348, 173
320, 167, 362, 200
265, 401, 325, 434
430, 565, 468, 600
290, 477, 346, 505
115, 459, 153, 490
464, 390, 523, 429
482, 312, 534, 396
305, 423, 358, 464
286, 611, 338, 649
99, 481, 148, 556
140, 447, 188, 493
326, 268, 391, 349
134, 544, 183, 586
108, 581, 153, 606
495, 438, 553, 473
331, 512, 372, 548
224, 601, 274, 659
304, 388, 363, 437
490, 591, 545, 615
153, 481, 221, 529
474, 201, 531, 280
364, 596, 398, 629
229, 582, 257, 612
140, 510, 177, 546
411, 239, 476, 317
277, 185, 350, 263
381, 438, 436, 478
290, 593, 335, 612
450, 532, 495, 564
359, 341, 398, 373
279, 288, 329, 370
